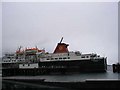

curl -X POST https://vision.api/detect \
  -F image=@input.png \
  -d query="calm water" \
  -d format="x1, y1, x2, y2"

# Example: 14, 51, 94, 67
0, 63, 2, 90
1, 65, 120, 89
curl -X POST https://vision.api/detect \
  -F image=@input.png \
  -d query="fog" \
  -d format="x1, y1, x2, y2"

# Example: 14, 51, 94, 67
2, 2, 118, 65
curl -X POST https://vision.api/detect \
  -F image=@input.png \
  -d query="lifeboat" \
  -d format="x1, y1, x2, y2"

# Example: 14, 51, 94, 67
25, 47, 45, 55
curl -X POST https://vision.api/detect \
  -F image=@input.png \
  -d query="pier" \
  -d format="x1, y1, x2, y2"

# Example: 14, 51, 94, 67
2, 76, 120, 89
112, 63, 120, 73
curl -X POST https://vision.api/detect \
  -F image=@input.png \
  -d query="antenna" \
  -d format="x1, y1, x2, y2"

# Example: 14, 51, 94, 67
35, 45, 38, 49
18, 46, 22, 51
59, 37, 63, 43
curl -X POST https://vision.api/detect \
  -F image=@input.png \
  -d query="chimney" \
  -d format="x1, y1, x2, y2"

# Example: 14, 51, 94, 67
53, 37, 69, 53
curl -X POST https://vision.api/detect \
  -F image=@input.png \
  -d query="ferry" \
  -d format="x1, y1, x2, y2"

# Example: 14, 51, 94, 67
2, 37, 107, 76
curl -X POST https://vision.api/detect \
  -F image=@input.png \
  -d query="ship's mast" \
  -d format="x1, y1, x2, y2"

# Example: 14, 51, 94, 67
59, 37, 63, 43
18, 46, 22, 52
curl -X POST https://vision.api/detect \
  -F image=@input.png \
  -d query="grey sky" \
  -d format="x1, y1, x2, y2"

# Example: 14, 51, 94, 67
0, 2, 2, 58
2, 2, 118, 65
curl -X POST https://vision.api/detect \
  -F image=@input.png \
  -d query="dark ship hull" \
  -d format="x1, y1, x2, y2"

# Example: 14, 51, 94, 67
2, 58, 107, 76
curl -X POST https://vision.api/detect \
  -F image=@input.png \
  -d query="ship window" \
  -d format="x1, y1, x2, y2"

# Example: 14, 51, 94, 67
68, 57, 70, 59
23, 64, 24, 66
81, 56, 85, 58
63, 57, 67, 59
55, 58, 58, 60
28, 64, 30, 66
47, 58, 49, 60
86, 56, 89, 58
7, 57, 10, 59
59, 58, 62, 59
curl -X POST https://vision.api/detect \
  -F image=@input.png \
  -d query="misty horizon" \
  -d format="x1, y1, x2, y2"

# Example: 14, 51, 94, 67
2, 2, 118, 65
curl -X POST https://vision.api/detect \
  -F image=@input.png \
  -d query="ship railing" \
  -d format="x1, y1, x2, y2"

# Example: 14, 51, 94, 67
75, 51, 81, 56
16, 59, 25, 62
90, 57, 105, 60
95, 57, 105, 59
2, 67, 19, 69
